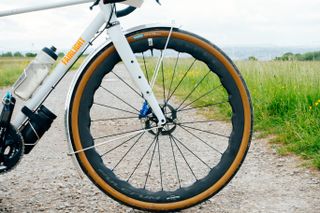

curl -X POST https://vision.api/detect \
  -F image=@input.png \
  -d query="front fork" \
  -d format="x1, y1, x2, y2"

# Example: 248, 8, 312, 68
100, 3, 166, 125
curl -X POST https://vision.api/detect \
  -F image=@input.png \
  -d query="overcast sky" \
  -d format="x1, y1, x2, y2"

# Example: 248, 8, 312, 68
0, 0, 319, 52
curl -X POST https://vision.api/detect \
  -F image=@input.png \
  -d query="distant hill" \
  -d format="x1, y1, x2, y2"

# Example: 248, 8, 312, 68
275, 51, 320, 61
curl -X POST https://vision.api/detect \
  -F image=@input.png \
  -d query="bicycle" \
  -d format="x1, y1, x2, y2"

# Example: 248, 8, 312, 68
0, 0, 253, 211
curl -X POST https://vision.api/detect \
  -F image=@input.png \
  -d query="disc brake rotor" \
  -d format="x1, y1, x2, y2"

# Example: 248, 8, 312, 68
145, 104, 177, 135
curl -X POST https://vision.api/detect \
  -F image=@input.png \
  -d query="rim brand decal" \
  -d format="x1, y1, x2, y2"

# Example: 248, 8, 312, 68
133, 34, 144, 40
62, 37, 85, 65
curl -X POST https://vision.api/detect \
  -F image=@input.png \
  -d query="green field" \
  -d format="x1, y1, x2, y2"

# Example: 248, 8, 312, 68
0, 57, 31, 87
0, 57, 85, 87
1, 57, 320, 169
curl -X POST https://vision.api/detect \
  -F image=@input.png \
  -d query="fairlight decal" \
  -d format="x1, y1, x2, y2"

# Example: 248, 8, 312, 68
62, 37, 85, 65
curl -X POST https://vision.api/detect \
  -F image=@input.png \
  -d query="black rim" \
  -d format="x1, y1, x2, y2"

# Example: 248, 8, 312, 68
73, 29, 248, 204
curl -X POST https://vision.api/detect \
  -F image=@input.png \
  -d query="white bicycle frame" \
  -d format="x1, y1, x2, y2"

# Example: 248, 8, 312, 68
0, 0, 167, 129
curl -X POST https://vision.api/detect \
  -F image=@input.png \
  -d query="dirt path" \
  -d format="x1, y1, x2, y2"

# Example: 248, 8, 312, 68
0, 72, 319, 213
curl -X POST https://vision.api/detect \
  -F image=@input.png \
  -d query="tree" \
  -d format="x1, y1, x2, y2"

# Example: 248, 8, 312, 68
25, 52, 36, 57
58, 52, 65, 57
1, 52, 13, 57
248, 56, 258, 61
13, 52, 23, 57
274, 51, 320, 61
282, 52, 294, 61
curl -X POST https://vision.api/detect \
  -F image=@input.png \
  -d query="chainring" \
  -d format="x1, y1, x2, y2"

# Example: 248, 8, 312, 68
0, 125, 24, 174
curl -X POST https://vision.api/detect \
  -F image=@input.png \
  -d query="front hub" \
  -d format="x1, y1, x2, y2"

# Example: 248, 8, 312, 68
145, 104, 177, 136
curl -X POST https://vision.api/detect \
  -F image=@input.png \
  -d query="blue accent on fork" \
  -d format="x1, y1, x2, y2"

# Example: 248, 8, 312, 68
5, 91, 11, 99
139, 101, 151, 118
3, 91, 12, 104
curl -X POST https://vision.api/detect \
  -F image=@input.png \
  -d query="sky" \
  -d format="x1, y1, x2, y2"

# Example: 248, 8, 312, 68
0, 0, 320, 52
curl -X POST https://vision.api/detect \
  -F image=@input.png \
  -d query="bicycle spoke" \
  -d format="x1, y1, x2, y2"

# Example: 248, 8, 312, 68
142, 52, 150, 84
178, 125, 223, 155
144, 135, 159, 189
70, 127, 160, 155
150, 29, 173, 88
170, 135, 211, 169
91, 116, 138, 122
111, 71, 143, 98
167, 59, 197, 103
161, 60, 166, 103
178, 124, 229, 139
112, 133, 145, 171
127, 134, 159, 182
177, 100, 229, 113
179, 84, 222, 111
94, 102, 139, 115
166, 52, 180, 103
169, 135, 181, 188
150, 51, 163, 88
157, 137, 163, 190
178, 119, 223, 125
94, 127, 150, 141
100, 86, 140, 113
100, 132, 143, 157
176, 70, 211, 110
169, 134, 198, 181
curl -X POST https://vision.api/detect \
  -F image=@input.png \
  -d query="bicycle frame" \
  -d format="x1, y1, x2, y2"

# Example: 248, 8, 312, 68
0, 0, 166, 129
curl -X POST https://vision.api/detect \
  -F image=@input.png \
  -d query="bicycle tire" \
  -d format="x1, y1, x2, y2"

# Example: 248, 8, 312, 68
68, 27, 253, 211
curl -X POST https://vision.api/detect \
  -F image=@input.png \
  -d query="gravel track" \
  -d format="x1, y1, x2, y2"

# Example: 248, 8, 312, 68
0, 71, 319, 213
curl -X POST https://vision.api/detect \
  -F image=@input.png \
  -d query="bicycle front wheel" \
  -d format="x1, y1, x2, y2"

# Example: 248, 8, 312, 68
68, 27, 253, 211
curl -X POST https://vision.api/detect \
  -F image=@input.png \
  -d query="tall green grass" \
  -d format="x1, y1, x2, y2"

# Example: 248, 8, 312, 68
236, 61, 320, 168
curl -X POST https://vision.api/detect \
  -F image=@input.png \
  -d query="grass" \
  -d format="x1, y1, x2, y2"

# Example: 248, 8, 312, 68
236, 61, 320, 169
0, 56, 85, 87
0, 57, 31, 87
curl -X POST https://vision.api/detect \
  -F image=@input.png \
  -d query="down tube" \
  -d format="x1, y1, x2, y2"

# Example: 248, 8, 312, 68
12, 12, 106, 129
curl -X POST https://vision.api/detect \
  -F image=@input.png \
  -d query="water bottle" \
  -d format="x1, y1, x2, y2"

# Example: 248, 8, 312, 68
13, 46, 58, 100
